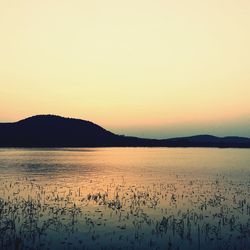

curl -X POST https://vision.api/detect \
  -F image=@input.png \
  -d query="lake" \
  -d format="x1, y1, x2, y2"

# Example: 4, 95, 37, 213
0, 148, 249, 250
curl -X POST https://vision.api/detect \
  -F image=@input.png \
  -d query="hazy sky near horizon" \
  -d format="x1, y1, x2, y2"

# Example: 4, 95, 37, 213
0, 0, 249, 137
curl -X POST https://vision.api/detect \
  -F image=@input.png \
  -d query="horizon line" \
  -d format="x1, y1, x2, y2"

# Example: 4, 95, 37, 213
0, 114, 249, 140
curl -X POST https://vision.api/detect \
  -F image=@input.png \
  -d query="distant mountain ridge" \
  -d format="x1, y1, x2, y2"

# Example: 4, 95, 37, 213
0, 115, 249, 148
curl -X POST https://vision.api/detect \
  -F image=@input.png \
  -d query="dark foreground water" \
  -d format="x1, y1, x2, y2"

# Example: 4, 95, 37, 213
0, 148, 249, 250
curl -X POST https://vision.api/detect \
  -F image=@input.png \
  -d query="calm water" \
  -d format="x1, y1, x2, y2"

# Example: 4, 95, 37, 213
0, 148, 249, 250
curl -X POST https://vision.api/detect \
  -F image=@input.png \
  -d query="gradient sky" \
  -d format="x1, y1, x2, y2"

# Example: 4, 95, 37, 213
0, 0, 249, 138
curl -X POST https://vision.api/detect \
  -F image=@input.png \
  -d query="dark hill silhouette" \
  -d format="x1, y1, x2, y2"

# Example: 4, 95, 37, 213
0, 115, 249, 148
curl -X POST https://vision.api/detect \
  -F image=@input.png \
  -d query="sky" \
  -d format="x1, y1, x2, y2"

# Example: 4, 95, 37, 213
0, 0, 249, 138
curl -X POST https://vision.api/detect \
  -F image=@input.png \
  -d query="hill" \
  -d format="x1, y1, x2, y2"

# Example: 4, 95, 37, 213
0, 115, 249, 148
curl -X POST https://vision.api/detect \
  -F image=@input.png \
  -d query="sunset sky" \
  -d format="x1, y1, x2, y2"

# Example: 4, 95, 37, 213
0, 0, 249, 138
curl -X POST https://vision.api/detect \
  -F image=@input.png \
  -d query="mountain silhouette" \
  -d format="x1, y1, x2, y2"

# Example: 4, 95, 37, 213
0, 115, 249, 148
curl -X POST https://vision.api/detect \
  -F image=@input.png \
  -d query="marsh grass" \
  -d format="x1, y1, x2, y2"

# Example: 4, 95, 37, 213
0, 173, 249, 250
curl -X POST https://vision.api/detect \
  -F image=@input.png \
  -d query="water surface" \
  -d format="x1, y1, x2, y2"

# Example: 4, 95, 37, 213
0, 148, 249, 249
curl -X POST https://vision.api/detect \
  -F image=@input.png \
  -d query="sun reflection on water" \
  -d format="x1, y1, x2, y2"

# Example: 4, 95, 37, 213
0, 148, 249, 249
